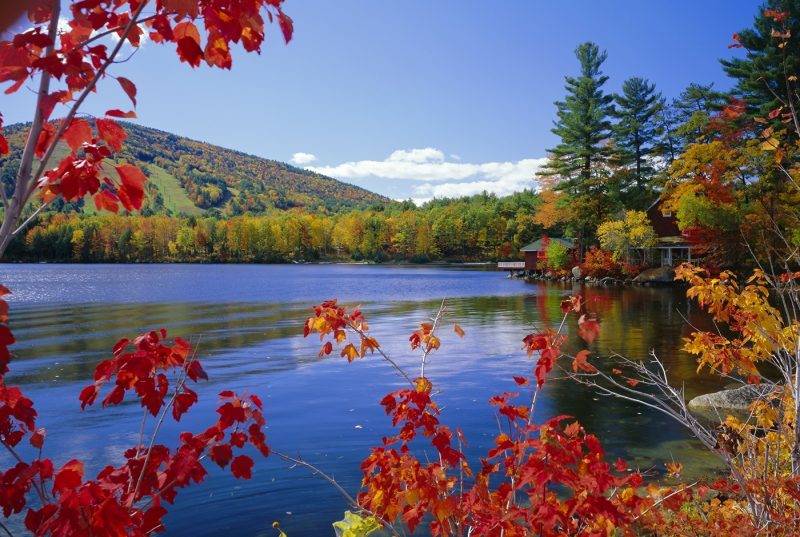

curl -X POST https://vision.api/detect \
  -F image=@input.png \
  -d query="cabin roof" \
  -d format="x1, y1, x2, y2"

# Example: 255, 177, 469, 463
520, 237, 575, 252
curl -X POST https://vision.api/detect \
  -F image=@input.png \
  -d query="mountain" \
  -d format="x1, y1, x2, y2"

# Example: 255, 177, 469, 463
0, 122, 389, 216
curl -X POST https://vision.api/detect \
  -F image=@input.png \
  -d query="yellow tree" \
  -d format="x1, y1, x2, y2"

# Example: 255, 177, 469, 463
596, 210, 656, 262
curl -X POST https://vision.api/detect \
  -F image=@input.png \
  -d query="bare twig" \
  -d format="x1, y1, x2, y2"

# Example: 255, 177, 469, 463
272, 451, 404, 537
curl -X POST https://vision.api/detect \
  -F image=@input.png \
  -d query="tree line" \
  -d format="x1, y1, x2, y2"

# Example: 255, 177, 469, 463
10, 191, 548, 263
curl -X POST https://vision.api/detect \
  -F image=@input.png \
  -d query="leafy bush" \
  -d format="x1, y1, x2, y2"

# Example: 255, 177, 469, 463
580, 247, 624, 279
543, 241, 570, 270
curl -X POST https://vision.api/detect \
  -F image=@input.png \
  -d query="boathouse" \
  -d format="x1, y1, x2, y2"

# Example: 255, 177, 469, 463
645, 199, 693, 266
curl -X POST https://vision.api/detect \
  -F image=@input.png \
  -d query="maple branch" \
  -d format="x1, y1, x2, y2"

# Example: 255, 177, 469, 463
528, 310, 570, 426
126, 406, 151, 499
75, 14, 160, 50
420, 298, 446, 379
29, 0, 149, 200
568, 352, 718, 450
0, 0, 60, 258
1, 439, 48, 507
633, 481, 699, 520
346, 320, 414, 386
137, 453, 210, 516
0, 519, 14, 537
131, 352, 193, 506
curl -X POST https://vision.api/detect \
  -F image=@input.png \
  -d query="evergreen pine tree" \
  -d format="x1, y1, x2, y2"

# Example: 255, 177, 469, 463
671, 83, 728, 144
612, 77, 663, 208
543, 42, 615, 195
721, 0, 800, 117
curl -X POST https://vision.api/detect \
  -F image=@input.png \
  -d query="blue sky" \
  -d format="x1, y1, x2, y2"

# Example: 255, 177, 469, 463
4, 1, 760, 201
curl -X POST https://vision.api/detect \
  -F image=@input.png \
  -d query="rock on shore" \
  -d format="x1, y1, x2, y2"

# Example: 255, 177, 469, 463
632, 266, 676, 285
688, 384, 772, 411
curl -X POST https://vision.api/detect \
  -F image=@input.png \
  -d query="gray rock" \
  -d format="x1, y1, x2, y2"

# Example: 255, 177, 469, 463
632, 266, 676, 285
688, 384, 773, 411
572, 266, 582, 279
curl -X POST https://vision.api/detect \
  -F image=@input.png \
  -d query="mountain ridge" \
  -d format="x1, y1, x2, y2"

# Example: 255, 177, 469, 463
0, 121, 389, 216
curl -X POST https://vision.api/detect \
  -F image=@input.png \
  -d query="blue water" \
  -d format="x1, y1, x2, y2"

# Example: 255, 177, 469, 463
0, 264, 723, 535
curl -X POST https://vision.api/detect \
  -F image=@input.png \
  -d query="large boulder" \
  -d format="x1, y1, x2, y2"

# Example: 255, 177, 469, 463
688, 384, 772, 411
571, 265, 582, 279
632, 266, 676, 285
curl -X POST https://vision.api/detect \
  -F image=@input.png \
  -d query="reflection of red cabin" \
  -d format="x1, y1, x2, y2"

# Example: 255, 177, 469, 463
646, 199, 692, 266
520, 237, 575, 269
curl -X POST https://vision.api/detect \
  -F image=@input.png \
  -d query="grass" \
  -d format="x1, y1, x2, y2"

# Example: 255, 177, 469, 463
145, 164, 203, 216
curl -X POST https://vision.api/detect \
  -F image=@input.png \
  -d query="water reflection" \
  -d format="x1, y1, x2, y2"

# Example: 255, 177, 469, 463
0, 265, 727, 535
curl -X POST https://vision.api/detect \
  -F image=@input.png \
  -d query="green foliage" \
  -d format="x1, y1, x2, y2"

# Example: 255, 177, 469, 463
721, 0, 800, 120
544, 42, 615, 193
612, 77, 664, 209
670, 83, 728, 146
676, 193, 742, 232
543, 240, 569, 270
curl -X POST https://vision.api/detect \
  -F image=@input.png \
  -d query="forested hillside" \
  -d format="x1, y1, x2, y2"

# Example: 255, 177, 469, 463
0, 122, 388, 216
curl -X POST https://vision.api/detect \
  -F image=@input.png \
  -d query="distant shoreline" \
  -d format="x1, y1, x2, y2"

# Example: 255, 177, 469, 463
0, 260, 498, 267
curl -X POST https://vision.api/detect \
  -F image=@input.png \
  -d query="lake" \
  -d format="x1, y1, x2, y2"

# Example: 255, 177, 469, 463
0, 264, 725, 535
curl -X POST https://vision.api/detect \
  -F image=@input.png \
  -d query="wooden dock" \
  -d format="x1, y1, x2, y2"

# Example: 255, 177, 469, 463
497, 261, 526, 270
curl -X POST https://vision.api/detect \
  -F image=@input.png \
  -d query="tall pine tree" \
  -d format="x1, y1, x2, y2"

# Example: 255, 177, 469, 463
541, 42, 617, 253
544, 42, 615, 195
721, 0, 800, 118
612, 77, 663, 208
671, 83, 728, 144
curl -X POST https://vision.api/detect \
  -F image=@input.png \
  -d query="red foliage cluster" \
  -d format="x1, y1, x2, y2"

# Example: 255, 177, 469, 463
468, 411, 645, 537
0, 0, 292, 214
302, 298, 647, 536
304, 299, 379, 361
578, 247, 644, 280
0, 287, 269, 534
579, 247, 620, 279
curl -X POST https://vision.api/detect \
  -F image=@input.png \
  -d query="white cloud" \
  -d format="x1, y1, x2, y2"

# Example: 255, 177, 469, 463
410, 158, 546, 204
387, 147, 444, 163
309, 148, 546, 184
290, 152, 318, 165
307, 148, 546, 203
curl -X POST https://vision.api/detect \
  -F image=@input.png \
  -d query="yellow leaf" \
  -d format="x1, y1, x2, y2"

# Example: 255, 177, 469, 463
332, 511, 380, 537
761, 137, 779, 151
415, 377, 432, 393
340, 343, 360, 362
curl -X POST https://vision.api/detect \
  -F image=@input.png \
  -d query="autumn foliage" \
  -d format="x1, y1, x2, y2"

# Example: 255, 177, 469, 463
0, 0, 293, 256
0, 1, 295, 534
303, 296, 660, 536
0, 287, 270, 534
